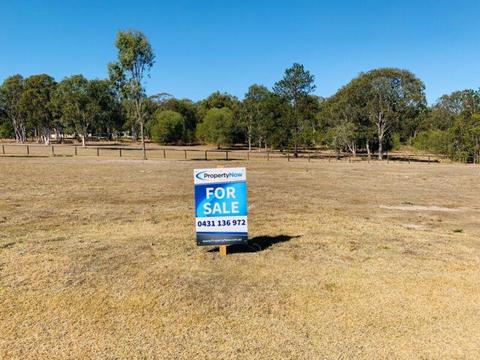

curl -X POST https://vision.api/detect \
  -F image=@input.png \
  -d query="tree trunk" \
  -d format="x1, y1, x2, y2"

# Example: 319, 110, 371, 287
14, 128, 21, 143
54, 126, 60, 144
43, 127, 50, 145
248, 133, 251, 152
140, 120, 146, 160
81, 134, 86, 147
12, 118, 20, 142
378, 137, 383, 160
57, 125, 63, 144
476, 137, 480, 164
17, 121, 26, 143
131, 125, 137, 142
366, 141, 371, 159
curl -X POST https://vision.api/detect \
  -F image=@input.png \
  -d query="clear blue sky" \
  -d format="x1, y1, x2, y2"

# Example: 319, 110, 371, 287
1, 0, 479, 104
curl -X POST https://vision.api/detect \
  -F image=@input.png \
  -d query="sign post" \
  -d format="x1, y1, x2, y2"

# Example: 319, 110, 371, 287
194, 167, 248, 254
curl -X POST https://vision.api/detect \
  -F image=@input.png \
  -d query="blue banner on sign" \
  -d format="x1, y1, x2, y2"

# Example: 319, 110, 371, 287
195, 182, 248, 218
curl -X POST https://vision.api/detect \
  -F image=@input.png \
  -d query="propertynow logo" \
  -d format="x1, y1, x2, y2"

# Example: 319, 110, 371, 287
196, 171, 243, 181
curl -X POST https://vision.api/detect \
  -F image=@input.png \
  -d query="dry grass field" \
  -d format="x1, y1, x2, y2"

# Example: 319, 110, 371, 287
1, 156, 479, 359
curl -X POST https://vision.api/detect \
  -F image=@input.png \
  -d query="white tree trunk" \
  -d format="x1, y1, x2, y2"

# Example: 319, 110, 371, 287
43, 127, 50, 145
140, 120, 146, 160
378, 137, 383, 160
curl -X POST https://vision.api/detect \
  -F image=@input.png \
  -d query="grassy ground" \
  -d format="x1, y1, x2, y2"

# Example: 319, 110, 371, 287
1, 157, 479, 359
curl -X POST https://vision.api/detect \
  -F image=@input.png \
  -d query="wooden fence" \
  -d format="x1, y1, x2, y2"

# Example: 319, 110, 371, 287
0, 143, 477, 164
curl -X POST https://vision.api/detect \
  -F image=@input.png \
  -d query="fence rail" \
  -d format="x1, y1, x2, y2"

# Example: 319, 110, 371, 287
0, 143, 478, 164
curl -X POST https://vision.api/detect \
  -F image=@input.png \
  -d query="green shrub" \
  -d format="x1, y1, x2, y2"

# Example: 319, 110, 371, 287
391, 133, 402, 151
196, 107, 234, 147
413, 130, 449, 154
0, 121, 14, 139
150, 110, 184, 144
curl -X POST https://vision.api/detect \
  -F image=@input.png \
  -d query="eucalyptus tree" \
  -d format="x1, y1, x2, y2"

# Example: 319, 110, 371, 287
349, 68, 426, 159
54, 76, 118, 146
320, 80, 366, 155
54, 75, 90, 146
437, 89, 480, 116
109, 30, 155, 159
21, 74, 57, 145
273, 63, 316, 156
367, 69, 425, 158
87, 79, 122, 139
240, 84, 271, 151
197, 91, 240, 120
448, 113, 480, 161
0, 75, 27, 142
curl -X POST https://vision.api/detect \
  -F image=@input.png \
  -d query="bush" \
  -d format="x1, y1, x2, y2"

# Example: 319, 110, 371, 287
391, 133, 402, 151
413, 130, 449, 154
150, 110, 184, 144
0, 121, 14, 139
196, 108, 234, 147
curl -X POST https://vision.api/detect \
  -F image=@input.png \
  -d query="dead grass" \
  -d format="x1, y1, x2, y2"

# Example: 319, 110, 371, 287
1, 157, 479, 359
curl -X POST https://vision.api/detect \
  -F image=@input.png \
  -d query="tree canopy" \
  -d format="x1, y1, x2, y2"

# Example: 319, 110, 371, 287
0, 36, 478, 163
109, 29, 155, 159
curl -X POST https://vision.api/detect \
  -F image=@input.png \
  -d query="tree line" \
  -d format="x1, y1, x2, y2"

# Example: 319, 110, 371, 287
1, 30, 479, 161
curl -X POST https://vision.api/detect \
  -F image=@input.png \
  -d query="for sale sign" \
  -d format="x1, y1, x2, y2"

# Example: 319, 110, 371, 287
194, 167, 248, 246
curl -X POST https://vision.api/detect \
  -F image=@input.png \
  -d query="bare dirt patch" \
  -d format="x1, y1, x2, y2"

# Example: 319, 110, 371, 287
380, 204, 459, 212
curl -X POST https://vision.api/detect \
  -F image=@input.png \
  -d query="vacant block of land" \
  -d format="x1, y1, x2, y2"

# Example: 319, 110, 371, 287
0, 157, 479, 359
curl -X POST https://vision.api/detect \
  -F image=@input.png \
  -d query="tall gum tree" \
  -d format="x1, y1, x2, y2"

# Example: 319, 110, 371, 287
0, 75, 27, 143
109, 30, 155, 159
362, 69, 426, 159
54, 75, 117, 146
21, 74, 56, 145
240, 84, 271, 151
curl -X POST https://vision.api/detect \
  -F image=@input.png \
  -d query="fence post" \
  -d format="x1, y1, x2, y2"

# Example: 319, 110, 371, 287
163, 149, 166, 158
119, 148, 122, 157
2, 144, 4, 154
51, 145, 55, 156
408, 154, 411, 164
26, 145, 29, 155
247, 151, 250, 161
97, 147, 99, 157
287, 152, 290, 162
225, 151, 229, 161
184, 150, 187, 159
428, 156, 430, 164
267, 151, 270, 161
308, 153, 311, 162
74, 146, 77, 156
204, 150, 207, 161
